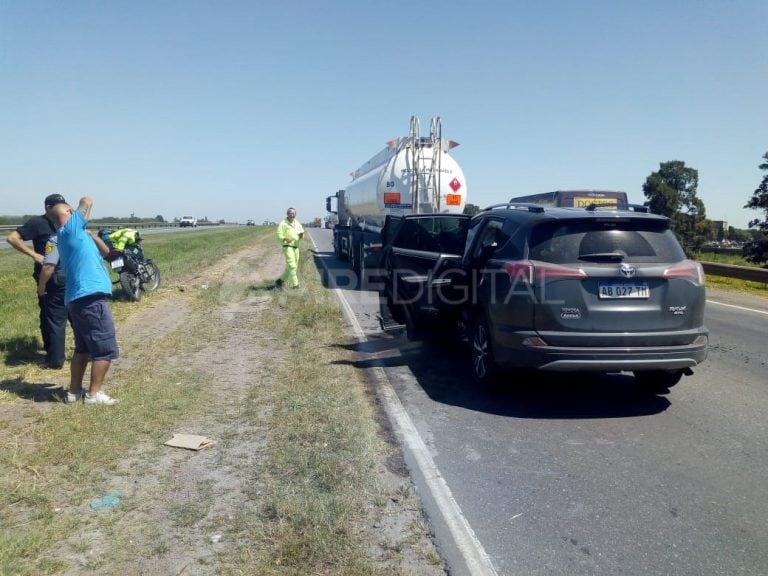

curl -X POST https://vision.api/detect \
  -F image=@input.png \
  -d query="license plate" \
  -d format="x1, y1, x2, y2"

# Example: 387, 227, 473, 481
598, 283, 649, 299
110, 258, 124, 269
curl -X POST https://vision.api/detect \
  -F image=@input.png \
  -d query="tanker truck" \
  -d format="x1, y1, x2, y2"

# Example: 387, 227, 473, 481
327, 116, 467, 278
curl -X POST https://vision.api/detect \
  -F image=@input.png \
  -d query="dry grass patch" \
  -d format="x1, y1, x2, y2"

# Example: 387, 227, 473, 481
1, 229, 445, 575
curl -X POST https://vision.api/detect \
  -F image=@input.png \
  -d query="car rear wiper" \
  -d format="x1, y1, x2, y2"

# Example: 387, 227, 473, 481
578, 252, 626, 262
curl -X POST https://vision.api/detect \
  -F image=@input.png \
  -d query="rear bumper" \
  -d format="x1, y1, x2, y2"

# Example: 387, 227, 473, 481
494, 329, 709, 372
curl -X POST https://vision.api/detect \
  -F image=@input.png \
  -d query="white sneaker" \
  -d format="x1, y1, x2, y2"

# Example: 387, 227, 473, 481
66, 391, 84, 404
84, 391, 118, 406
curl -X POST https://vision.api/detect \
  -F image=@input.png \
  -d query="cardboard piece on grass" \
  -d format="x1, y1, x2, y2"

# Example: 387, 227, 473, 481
164, 433, 216, 451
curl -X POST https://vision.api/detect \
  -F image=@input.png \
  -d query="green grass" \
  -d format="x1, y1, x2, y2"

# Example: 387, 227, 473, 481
706, 275, 768, 296
0, 227, 266, 573
697, 252, 768, 294
0, 227, 267, 369
697, 251, 759, 267
0, 227, 435, 575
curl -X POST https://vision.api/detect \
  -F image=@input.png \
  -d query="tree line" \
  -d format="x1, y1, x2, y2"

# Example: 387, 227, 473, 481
462, 151, 768, 265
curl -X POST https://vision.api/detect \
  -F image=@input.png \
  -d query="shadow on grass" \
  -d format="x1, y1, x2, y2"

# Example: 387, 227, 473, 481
248, 280, 285, 292
0, 336, 45, 367
0, 378, 66, 403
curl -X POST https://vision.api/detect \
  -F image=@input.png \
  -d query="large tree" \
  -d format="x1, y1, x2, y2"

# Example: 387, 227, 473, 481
643, 160, 713, 254
743, 151, 768, 265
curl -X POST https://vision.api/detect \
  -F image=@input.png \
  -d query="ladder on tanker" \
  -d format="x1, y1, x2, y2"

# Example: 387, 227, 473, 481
408, 116, 443, 214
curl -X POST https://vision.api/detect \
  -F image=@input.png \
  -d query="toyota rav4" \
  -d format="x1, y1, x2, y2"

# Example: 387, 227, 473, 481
381, 202, 709, 390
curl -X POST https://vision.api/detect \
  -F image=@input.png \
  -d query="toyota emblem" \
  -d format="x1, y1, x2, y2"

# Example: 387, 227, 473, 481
620, 264, 637, 278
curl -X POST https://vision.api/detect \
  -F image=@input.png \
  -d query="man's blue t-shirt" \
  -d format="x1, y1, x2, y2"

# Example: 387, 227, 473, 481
57, 210, 112, 305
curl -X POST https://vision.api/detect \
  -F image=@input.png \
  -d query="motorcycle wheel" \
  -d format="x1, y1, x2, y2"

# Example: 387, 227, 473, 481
120, 272, 142, 301
141, 260, 161, 292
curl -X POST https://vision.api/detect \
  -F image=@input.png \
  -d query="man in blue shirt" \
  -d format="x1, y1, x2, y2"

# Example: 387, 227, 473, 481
50, 197, 119, 406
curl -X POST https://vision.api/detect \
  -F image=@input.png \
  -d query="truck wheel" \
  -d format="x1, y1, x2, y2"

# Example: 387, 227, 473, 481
349, 239, 356, 271
350, 238, 364, 284
471, 315, 498, 387
357, 242, 366, 288
402, 301, 423, 341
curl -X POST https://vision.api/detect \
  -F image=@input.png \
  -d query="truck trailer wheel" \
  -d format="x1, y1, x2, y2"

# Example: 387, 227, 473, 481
356, 242, 366, 288
349, 237, 365, 287
334, 235, 343, 260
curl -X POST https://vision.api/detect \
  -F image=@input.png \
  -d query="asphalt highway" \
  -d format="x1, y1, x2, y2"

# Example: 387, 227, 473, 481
309, 228, 768, 576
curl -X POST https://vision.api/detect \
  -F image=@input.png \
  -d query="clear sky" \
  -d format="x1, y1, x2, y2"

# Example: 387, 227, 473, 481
1, 0, 766, 228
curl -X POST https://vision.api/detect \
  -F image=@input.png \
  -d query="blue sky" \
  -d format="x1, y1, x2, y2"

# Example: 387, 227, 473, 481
1, 0, 766, 228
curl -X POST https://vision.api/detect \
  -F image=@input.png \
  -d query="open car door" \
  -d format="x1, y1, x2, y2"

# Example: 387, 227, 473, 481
383, 214, 471, 332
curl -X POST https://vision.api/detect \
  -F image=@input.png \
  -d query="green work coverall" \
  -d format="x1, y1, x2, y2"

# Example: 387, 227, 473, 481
276, 218, 305, 288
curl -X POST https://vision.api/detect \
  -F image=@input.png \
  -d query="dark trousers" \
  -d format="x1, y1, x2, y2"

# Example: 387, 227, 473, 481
39, 281, 68, 367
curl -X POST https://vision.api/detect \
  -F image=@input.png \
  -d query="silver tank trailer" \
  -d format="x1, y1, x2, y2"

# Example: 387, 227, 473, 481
340, 127, 467, 233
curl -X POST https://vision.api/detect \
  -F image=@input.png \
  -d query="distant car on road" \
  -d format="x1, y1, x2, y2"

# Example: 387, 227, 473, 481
246, 219, 255, 226
179, 216, 197, 228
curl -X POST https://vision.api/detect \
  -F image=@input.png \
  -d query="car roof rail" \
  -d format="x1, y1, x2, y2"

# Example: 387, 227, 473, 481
482, 202, 545, 214
584, 202, 649, 213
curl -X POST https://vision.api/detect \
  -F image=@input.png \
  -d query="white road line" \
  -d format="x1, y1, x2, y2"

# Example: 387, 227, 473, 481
707, 299, 768, 316
310, 233, 498, 576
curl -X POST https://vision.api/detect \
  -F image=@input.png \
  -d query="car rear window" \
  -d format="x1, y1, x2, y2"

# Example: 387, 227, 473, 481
528, 220, 686, 264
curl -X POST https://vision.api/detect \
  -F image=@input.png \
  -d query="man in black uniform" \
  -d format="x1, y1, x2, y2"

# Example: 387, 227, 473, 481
6, 194, 69, 368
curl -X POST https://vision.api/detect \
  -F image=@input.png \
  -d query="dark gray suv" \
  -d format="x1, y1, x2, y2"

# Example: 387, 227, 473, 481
382, 203, 709, 390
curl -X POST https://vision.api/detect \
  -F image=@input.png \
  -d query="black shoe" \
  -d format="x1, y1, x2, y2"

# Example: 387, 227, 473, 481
275, 279, 284, 287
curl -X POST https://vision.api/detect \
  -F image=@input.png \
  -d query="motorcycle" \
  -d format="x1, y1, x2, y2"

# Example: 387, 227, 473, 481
99, 229, 161, 301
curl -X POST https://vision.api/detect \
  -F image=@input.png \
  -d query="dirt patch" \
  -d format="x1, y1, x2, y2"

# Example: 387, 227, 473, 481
52, 243, 444, 575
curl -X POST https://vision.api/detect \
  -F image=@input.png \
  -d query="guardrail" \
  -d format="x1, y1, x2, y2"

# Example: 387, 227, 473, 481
0, 222, 222, 232
700, 261, 768, 284
700, 247, 744, 255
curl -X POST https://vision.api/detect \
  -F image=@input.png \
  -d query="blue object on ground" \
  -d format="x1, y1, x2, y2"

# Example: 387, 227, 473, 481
89, 492, 121, 510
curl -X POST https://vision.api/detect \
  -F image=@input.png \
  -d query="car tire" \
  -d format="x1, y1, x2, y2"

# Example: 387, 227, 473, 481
633, 370, 684, 391
471, 315, 499, 387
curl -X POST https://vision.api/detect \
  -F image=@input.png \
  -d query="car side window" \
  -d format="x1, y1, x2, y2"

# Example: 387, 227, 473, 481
394, 218, 440, 252
463, 218, 482, 261
471, 219, 508, 260
394, 216, 469, 253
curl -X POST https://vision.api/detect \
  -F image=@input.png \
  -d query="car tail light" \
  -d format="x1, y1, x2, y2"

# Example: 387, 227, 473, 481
532, 261, 588, 282
503, 260, 587, 284
663, 260, 705, 285
502, 261, 534, 284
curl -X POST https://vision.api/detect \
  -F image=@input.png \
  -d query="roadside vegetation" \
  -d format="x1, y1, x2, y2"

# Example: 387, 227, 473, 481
0, 227, 442, 575
704, 274, 768, 296
696, 252, 768, 295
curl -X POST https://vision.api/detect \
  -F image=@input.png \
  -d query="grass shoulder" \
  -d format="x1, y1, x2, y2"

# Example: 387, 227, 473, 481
0, 228, 444, 575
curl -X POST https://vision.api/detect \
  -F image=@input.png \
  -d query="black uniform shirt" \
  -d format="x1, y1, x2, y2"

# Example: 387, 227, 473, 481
15, 215, 57, 280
